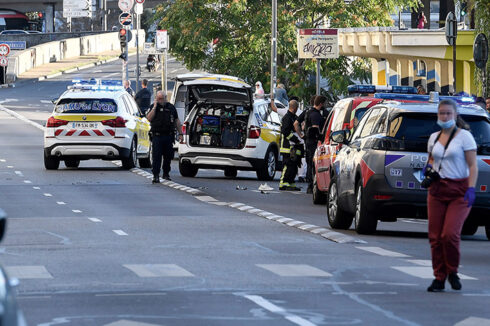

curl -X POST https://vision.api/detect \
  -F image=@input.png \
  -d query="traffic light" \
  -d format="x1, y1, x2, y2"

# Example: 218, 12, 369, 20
118, 28, 128, 60
461, 1, 467, 16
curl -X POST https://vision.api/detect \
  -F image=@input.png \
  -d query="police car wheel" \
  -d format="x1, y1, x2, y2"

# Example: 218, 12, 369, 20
64, 160, 80, 168
224, 167, 237, 178
139, 142, 152, 168
256, 148, 277, 181
312, 174, 327, 205
327, 178, 353, 229
44, 153, 60, 170
179, 161, 198, 177
461, 218, 479, 236
354, 182, 377, 234
122, 138, 137, 170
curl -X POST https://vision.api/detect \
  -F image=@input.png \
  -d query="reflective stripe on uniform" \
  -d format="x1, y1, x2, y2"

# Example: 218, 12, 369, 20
286, 133, 294, 140
280, 147, 291, 153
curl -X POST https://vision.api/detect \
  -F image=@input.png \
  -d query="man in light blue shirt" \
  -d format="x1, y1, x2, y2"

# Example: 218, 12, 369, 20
275, 83, 289, 106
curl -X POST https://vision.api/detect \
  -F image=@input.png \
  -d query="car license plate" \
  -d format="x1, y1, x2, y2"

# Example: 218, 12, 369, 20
73, 122, 98, 129
390, 168, 403, 177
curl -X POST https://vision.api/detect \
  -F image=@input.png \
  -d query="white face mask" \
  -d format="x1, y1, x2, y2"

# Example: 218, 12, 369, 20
437, 119, 455, 129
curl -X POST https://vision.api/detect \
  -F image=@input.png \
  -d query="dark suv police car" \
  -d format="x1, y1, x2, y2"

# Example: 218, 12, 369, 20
327, 101, 490, 237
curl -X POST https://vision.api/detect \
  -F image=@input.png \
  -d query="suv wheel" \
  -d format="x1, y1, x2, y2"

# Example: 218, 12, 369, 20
256, 147, 277, 181
327, 178, 353, 229
64, 159, 80, 168
354, 181, 377, 234
139, 142, 152, 168
224, 167, 238, 178
312, 173, 327, 205
122, 138, 137, 169
461, 217, 479, 236
179, 161, 198, 177
44, 152, 60, 170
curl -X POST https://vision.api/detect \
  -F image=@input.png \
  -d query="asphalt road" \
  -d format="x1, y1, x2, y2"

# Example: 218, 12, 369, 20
0, 57, 489, 326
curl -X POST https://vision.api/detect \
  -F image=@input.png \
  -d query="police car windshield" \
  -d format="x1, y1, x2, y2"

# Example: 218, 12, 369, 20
387, 113, 490, 154
55, 99, 117, 114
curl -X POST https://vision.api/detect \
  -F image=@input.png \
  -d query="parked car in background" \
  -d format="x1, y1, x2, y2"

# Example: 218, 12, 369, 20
0, 29, 28, 35
0, 209, 27, 325
179, 77, 285, 180
327, 101, 490, 237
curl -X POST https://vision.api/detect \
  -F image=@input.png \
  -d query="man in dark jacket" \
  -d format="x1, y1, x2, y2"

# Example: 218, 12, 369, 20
279, 100, 302, 191
134, 79, 152, 115
147, 91, 182, 183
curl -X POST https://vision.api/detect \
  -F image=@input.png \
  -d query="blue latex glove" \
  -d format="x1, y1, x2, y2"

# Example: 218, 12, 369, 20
464, 187, 476, 207
423, 163, 433, 176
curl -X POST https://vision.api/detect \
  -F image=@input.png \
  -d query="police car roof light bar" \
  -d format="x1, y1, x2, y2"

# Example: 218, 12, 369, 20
69, 79, 124, 91
348, 84, 417, 95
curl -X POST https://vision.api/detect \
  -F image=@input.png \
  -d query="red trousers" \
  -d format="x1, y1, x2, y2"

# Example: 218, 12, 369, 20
427, 178, 471, 281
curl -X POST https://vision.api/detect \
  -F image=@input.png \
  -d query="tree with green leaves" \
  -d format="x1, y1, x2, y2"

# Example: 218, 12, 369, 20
473, 0, 489, 97
153, 0, 419, 102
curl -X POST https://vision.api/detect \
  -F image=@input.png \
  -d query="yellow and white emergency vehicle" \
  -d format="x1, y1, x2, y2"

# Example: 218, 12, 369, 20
43, 79, 151, 170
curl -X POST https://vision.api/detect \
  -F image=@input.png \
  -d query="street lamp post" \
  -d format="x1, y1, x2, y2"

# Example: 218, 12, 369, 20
270, 0, 277, 98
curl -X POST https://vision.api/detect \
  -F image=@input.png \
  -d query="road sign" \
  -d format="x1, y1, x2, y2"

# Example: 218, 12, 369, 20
119, 12, 132, 26
297, 29, 339, 59
473, 33, 489, 70
0, 41, 26, 51
135, 3, 143, 15
118, 0, 134, 12
0, 57, 8, 67
0, 44, 10, 56
135, 0, 145, 3
156, 30, 168, 50
63, 0, 93, 18
143, 42, 163, 54
445, 12, 457, 46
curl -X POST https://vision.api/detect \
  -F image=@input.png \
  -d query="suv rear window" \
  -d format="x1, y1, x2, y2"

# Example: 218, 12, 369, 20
387, 113, 490, 153
55, 99, 117, 114
191, 85, 249, 102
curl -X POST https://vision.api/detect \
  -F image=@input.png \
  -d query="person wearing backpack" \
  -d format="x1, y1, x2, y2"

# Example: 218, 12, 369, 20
147, 91, 183, 183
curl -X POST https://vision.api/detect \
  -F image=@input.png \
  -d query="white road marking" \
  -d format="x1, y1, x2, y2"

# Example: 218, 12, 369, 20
391, 266, 477, 280
88, 218, 102, 222
356, 246, 410, 258
7, 166, 13, 168
257, 264, 332, 277
103, 320, 161, 326
23, 180, 32, 184
95, 292, 166, 297
195, 195, 217, 202
33, 186, 40, 190
123, 264, 194, 277
242, 294, 317, 326
454, 317, 490, 326
5, 266, 53, 279
43, 193, 52, 197
14, 170, 22, 175
56, 201, 66, 205
405, 259, 432, 266
40, 100, 52, 104
0, 159, 5, 162
113, 230, 128, 236
72, 210, 82, 213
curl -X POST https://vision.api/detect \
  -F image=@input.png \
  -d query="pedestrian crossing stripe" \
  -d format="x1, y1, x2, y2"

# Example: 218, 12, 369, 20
257, 264, 332, 277
391, 266, 477, 280
123, 264, 194, 277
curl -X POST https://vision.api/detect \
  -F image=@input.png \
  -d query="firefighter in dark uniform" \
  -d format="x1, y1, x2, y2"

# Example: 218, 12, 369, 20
279, 99, 303, 191
147, 91, 182, 183
294, 95, 328, 193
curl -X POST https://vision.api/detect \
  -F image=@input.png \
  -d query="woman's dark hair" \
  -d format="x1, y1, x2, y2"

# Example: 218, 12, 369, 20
438, 99, 470, 130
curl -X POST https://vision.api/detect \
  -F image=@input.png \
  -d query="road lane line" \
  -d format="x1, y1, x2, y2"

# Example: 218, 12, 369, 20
242, 294, 317, 326
43, 193, 52, 197
88, 218, 102, 222
0, 159, 5, 162
7, 166, 13, 168
56, 201, 66, 205
33, 187, 40, 190
113, 230, 128, 236
72, 210, 82, 213
23, 180, 32, 184
356, 246, 410, 258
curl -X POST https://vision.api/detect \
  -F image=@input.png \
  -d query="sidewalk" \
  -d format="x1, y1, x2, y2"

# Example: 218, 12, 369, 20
18, 49, 136, 81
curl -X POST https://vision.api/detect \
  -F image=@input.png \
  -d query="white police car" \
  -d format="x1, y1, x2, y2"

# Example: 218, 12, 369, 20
44, 79, 152, 170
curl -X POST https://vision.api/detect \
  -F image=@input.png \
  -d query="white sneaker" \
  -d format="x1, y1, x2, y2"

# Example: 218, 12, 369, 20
258, 183, 274, 191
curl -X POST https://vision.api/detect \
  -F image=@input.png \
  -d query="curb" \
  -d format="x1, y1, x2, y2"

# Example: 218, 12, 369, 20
124, 165, 365, 245
0, 84, 15, 88
37, 52, 137, 81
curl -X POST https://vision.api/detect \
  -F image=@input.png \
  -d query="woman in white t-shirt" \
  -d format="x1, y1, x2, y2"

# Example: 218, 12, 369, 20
425, 99, 478, 292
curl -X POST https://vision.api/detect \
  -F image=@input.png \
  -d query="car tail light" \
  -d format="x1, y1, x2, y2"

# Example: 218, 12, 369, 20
248, 125, 261, 139
374, 195, 392, 200
180, 122, 188, 144
46, 116, 68, 127
102, 116, 126, 128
